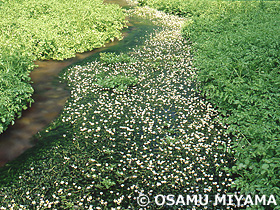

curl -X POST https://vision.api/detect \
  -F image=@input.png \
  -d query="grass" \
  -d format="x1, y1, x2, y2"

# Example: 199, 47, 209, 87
0, 0, 127, 134
139, 0, 280, 208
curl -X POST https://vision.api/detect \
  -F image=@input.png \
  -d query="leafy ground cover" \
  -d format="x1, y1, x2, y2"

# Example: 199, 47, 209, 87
139, 0, 280, 208
0, 0, 127, 134
0, 8, 237, 209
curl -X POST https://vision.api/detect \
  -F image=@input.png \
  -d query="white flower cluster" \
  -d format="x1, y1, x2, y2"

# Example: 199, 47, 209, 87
0, 4, 237, 210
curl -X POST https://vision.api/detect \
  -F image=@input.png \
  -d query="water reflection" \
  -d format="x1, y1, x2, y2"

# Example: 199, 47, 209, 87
0, 31, 136, 166
0, 60, 70, 166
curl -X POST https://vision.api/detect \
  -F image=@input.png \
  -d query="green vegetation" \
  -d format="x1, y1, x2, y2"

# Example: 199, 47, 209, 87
0, 0, 127, 133
0, 11, 235, 209
0, 50, 34, 132
1, 0, 279, 208
140, 0, 280, 207
97, 53, 138, 91
96, 74, 138, 91
100, 52, 136, 64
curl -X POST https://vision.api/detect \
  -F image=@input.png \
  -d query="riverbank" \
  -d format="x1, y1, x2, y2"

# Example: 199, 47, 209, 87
139, 0, 280, 208
0, 0, 127, 134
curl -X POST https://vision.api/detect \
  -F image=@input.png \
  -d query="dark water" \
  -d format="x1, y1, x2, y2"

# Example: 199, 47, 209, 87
0, 0, 157, 167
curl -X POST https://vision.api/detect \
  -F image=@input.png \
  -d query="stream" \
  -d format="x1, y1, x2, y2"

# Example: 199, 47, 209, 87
0, 0, 153, 167
0, 2, 237, 208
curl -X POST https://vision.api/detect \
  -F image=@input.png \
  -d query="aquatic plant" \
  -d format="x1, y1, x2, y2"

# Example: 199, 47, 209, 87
96, 74, 138, 92
0, 7, 236, 209
100, 52, 136, 65
140, 0, 280, 207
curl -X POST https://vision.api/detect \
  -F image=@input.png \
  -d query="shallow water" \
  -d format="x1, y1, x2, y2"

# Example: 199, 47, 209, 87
0, 0, 157, 167
0, 60, 70, 166
0, 0, 130, 167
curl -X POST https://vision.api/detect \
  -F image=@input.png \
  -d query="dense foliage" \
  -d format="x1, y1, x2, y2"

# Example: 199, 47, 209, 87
0, 49, 34, 133
0, 0, 127, 133
140, 0, 280, 207
100, 52, 136, 64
